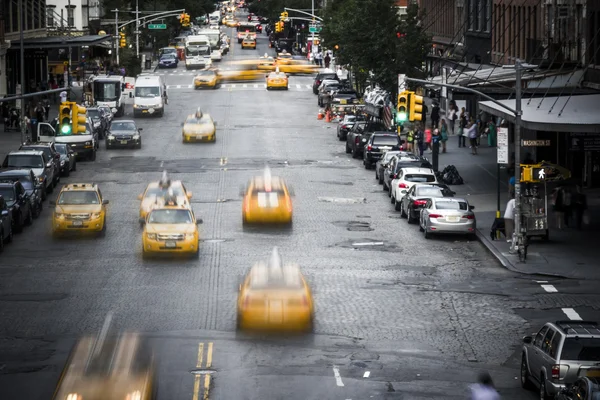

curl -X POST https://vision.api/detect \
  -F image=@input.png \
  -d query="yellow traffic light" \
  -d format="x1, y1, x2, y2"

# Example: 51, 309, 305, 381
181, 13, 190, 26
409, 92, 423, 122
59, 102, 73, 135
119, 32, 126, 48
280, 11, 288, 20
72, 104, 87, 134
397, 91, 408, 123
275, 22, 282, 32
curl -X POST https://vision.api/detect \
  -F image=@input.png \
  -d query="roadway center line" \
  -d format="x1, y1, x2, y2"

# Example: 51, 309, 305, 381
562, 308, 582, 320
332, 366, 344, 387
363, 371, 370, 378
541, 284, 558, 293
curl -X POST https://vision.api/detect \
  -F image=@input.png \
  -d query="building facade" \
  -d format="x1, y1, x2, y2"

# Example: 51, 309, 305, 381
46, 0, 102, 33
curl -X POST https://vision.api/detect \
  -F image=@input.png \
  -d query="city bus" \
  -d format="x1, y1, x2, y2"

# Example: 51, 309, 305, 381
184, 36, 212, 70
236, 23, 257, 43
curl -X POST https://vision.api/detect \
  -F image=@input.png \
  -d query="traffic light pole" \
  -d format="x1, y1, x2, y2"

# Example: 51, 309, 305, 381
18, 0, 26, 143
135, 0, 140, 57
113, 9, 119, 65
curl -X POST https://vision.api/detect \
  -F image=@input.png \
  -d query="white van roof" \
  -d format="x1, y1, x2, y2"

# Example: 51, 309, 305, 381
134, 75, 162, 87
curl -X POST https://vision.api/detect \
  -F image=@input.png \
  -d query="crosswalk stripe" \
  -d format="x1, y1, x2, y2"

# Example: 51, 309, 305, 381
243, 84, 247, 88
254, 84, 258, 88
231, 84, 236, 88
305, 84, 311, 89
176, 85, 181, 89
188, 84, 193, 89
296, 84, 301, 89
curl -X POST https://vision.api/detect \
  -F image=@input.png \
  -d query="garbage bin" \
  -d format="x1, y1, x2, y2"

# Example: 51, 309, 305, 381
145, 59, 152, 70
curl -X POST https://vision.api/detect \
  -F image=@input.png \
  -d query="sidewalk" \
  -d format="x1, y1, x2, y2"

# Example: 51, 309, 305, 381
433, 134, 600, 279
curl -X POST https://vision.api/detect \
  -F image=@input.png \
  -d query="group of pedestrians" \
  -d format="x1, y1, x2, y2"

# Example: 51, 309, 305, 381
312, 51, 332, 69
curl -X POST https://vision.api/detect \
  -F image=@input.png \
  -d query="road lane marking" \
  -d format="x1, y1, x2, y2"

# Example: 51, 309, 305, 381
160, 161, 164, 168
306, 84, 311, 89
352, 242, 384, 246
243, 84, 247, 88
263, 84, 267, 88
541, 284, 558, 293
176, 85, 181, 89
204, 342, 213, 400
535, 280, 548, 283
332, 366, 344, 387
254, 84, 258, 88
562, 308, 582, 320
192, 343, 204, 400
296, 84, 301, 89
231, 84, 237, 88
363, 371, 370, 378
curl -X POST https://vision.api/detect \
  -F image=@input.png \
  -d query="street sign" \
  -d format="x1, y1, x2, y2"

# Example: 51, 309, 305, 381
309, 26, 321, 33
497, 127, 509, 164
148, 24, 167, 29
133, 30, 141, 34
522, 139, 551, 146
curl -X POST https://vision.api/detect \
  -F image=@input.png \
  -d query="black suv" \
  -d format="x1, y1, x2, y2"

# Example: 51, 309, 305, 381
346, 121, 388, 159
2, 150, 54, 198
0, 195, 13, 252
313, 71, 339, 94
363, 132, 403, 169
0, 169, 43, 218
19, 143, 61, 187
0, 180, 33, 233
86, 107, 109, 139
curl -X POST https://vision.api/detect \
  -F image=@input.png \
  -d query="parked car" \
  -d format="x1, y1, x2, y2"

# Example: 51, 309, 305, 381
390, 167, 438, 208
0, 180, 34, 233
54, 143, 77, 176
0, 195, 13, 252
2, 150, 55, 198
382, 154, 432, 192
19, 143, 61, 187
363, 132, 403, 169
0, 169, 43, 218
375, 151, 403, 184
419, 197, 476, 239
346, 120, 388, 159
398, 183, 455, 222
521, 320, 600, 398
337, 114, 365, 141
317, 81, 343, 106
312, 71, 339, 94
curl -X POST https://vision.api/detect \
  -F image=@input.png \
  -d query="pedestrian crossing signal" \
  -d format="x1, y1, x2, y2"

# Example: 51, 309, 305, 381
397, 91, 408, 122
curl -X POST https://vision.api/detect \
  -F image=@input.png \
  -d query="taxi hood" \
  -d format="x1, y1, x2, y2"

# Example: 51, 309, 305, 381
145, 223, 198, 234
55, 204, 103, 214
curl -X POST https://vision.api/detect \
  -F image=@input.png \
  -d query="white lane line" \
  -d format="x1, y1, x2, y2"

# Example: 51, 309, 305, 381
305, 84, 311, 89
296, 84, 301, 89
243, 84, 248, 88
160, 161, 164, 168
332, 366, 344, 387
562, 308, 582, 320
352, 242, 384, 246
541, 284, 558, 293
231, 84, 237, 88
535, 280, 548, 283
263, 84, 267, 88
254, 84, 258, 88
363, 371, 370, 378
176, 85, 181, 89
187, 85, 193, 89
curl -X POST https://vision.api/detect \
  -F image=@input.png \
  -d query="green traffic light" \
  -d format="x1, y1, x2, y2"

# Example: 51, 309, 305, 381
397, 112, 407, 122
61, 125, 71, 134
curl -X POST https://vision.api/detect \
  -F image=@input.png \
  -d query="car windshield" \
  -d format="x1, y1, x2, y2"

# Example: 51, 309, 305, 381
148, 209, 193, 224
249, 268, 303, 290
161, 55, 176, 60
58, 191, 100, 205
561, 338, 600, 361
373, 136, 398, 146
144, 186, 185, 198
7, 155, 43, 168
435, 201, 468, 210
196, 70, 215, 77
405, 174, 435, 183
0, 187, 15, 202
111, 122, 137, 131
55, 145, 68, 155
87, 110, 100, 118
416, 187, 445, 197
135, 87, 160, 97
319, 74, 337, 81
22, 147, 52, 160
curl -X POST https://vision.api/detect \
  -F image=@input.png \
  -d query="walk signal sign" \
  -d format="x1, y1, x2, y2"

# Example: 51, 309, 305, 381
59, 102, 73, 135
119, 32, 126, 48
72, 104, 87, 134
397, 91, 408, 123
409, 92, 423, 122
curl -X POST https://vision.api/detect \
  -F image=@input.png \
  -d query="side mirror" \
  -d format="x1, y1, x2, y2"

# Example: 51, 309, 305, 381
196, 218, 203, 224
469, 205, 475, 210
138, 217, 146, 225
49, 200, 56, 205
1, 210, 8, 216
46, 162, 53, 168
102, 199, 109, 205
187, 192, 193, 199
523, 336, 533, 344
129, 92, 133, 98
111, 108, 118, 114
137, 194, 143, 200
138, 128, 143, 131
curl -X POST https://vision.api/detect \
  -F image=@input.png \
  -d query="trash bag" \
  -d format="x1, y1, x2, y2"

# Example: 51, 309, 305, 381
439, 165, 464, 185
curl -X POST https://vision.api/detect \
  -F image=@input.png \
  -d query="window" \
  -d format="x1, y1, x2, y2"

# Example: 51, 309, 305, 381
548, 330, 562, 358
67, 7, 74, 27
534, 326, 549, 348
541, 329, 555, 354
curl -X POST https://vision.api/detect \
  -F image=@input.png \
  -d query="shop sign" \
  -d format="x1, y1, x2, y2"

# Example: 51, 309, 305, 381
521, 139, 551, 146
569, 132, 600, 151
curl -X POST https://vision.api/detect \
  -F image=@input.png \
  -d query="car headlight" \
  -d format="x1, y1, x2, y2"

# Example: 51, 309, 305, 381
108, 135, 115, 140
55, 213, 66, 220
185, 233, 195, 239
146, 233, 156, 240
85, 141, 91, 146
91, 213, 101, 219
133, 104, 140, 108
133, 134, 140, 140
125, 391, 142, 400
60, 160, 66, 166
66, 394, 82, 400
38, 176, 44, 182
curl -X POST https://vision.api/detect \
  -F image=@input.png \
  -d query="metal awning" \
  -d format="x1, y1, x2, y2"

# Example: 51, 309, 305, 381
479, 94, 600, 133
9, 35, 113, 50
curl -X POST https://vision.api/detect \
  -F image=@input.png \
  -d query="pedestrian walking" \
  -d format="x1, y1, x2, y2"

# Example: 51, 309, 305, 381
415, 126, 425, 156
487, 119, 497, 147
430, 102, 440, 130
470, 371, 501, 400
447, 104, 457, 135
467, 121, 479, 154
457, 108, 467, 147
440, 119, 448, 153
43, 99, 50, 121
324, 53, 331, 69
504, 195, 515, 242
424, 126, 432, 152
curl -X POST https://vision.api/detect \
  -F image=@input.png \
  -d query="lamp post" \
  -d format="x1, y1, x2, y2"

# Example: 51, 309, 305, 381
112, 9, 119, 65
18, 0, 26, 143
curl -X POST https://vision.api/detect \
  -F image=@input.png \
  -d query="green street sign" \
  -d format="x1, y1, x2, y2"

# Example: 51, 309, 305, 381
148, 24, 167, 29
309, 26, 320, 33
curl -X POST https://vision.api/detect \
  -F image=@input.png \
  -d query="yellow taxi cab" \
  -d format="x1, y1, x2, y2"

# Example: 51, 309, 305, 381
140, 197, 203, 259
257, 54, 276, 72
223, 17, 238, 27
217, 69, 266, 82
276, 52, 294, 65
237, 247, 314, 332
193, 69, 219, 89
51, 183, 109, 237
241, 167, 293, 225
53, 329, 155, 400
138, 171, 193, 220
241, 36, 257, 49
266, 68, 289, 90
181, 108, 217, 143
278, 61, 319, 75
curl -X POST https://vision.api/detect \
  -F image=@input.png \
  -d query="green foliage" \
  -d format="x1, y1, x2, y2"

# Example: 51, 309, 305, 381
247, 0, 314, 21
119, 46, 142, 77
321, 0, 431, 94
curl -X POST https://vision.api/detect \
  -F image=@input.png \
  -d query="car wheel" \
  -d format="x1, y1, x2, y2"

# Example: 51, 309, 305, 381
520, 355, 533, 389
375, 169, 378, 180
72, 161, 77, 171
352, 148, 359, 159
400, 202, 407, 218
390, 193, 395, 204
394, 197, 402, 211
345, 142, 351, 154
36, 201, 43, 218
14, 214, 23, 233
382, 181, 388, 191
424, 224, 430, 239
364, 161, 370, 170
47, 182, 54, 194
64, 167, 70, 177
193, 248, 200, 259
41, 189, 47, 201
90, 150, 97, 161
0, 229, 4, 253
419, 221, 424, 232
137, 141, 142, 149
25, 209, 33, 226
407, 208, 416, 224
539, 376, 550, 400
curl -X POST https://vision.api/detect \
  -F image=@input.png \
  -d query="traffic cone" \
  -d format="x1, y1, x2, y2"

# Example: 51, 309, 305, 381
317, 109, 324, 120
325, 110, 332, 122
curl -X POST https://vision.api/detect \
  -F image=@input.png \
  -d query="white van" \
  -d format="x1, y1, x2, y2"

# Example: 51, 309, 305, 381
131, 75, 166, 117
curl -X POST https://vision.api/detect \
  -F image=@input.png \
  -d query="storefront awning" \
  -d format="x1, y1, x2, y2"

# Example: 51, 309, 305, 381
9, 35, 113, 50
479, 94, 600, 133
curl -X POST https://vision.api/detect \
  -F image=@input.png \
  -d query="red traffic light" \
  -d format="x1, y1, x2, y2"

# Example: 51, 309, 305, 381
396, 32, 406, 38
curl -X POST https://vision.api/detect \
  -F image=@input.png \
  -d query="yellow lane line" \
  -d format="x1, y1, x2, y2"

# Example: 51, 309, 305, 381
204, 342, 213, 400
192, 343, 205, 400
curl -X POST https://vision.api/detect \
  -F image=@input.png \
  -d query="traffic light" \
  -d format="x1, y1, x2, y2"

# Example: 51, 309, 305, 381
397, 91, 408, 123
119, 32, 126, 48
409, 91, 424, 122
181, 13, 190, 26
275, 21, 283, 32
59, 103, 72, 135
72, 104, 87, 134
280, 11, 288, 20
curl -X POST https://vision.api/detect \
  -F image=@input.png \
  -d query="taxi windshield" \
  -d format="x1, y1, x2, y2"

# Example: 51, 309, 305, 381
196, 70, 215, 77
148, 209, 193, 224
145, 185, 185, 198
58, 191, 100, 205
249, 267, 303, 290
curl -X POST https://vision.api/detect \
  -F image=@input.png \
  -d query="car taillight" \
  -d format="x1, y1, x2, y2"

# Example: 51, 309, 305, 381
398, 183, 408, 188
462, 214, 475, 219
341, 125, 347, 129
413, 200, 427, 206
355, 137, 360, 144
393, 174, 397, 179
429, 214, 442, 218
551, 365, 560, 379
316, 80, 321, 85
367, 145, 372, 151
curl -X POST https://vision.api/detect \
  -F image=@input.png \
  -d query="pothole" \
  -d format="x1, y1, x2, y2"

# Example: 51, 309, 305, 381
332, 221, 373, 231
318, 197, 366, 204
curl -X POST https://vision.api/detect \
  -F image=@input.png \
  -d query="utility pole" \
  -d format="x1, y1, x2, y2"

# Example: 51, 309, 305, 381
135, 0, 140, 57
311, 0, 315, 57
18, 0, 26, 143
113, 9, 119, 65
512, 59, 524, 255
68, 0, 72, 89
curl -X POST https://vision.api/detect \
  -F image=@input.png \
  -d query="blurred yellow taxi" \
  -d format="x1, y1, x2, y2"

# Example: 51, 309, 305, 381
276, 52, 294, 65
266, 69, 289, 90
140, 204, 202, 259
257, 55, 276, 71
51, 183, 109, 237
181, 108, 217, 143
241, 36, 256, 49
278, 62, 319, 75
218, 69, 266, 82
237, 247, 314, 332
138, 172, 192, 220
223, 17, 238, 27
241, 168, 293, 225
53, 331, 155, 400
194, 69, 219, 89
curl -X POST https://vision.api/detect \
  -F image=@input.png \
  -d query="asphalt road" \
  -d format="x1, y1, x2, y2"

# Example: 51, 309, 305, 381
1, 22, 599, 400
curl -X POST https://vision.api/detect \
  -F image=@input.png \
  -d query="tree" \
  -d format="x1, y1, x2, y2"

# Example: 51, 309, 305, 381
396, 2, 430, 85
247, 0, 315, 22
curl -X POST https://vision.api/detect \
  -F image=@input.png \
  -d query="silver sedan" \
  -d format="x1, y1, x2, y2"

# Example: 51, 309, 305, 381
419, 197, 476, 239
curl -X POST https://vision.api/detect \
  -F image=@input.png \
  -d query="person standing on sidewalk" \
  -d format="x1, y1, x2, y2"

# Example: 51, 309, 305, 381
430, 102, 440, 130
324, 53, 331, 69
415, 125, 425, 156
440, 119, 448, 153
458, 108, 467, 147
447, 104, 457, 135
424, 125, 432, 152
504, 195, 515, 243
487, 119, 497, 147
405, 124, 414, 153
467, 120, 479, 155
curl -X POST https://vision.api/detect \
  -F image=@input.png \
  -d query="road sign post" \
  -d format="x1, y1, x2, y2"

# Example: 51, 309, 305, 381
148, 23, 167, 29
